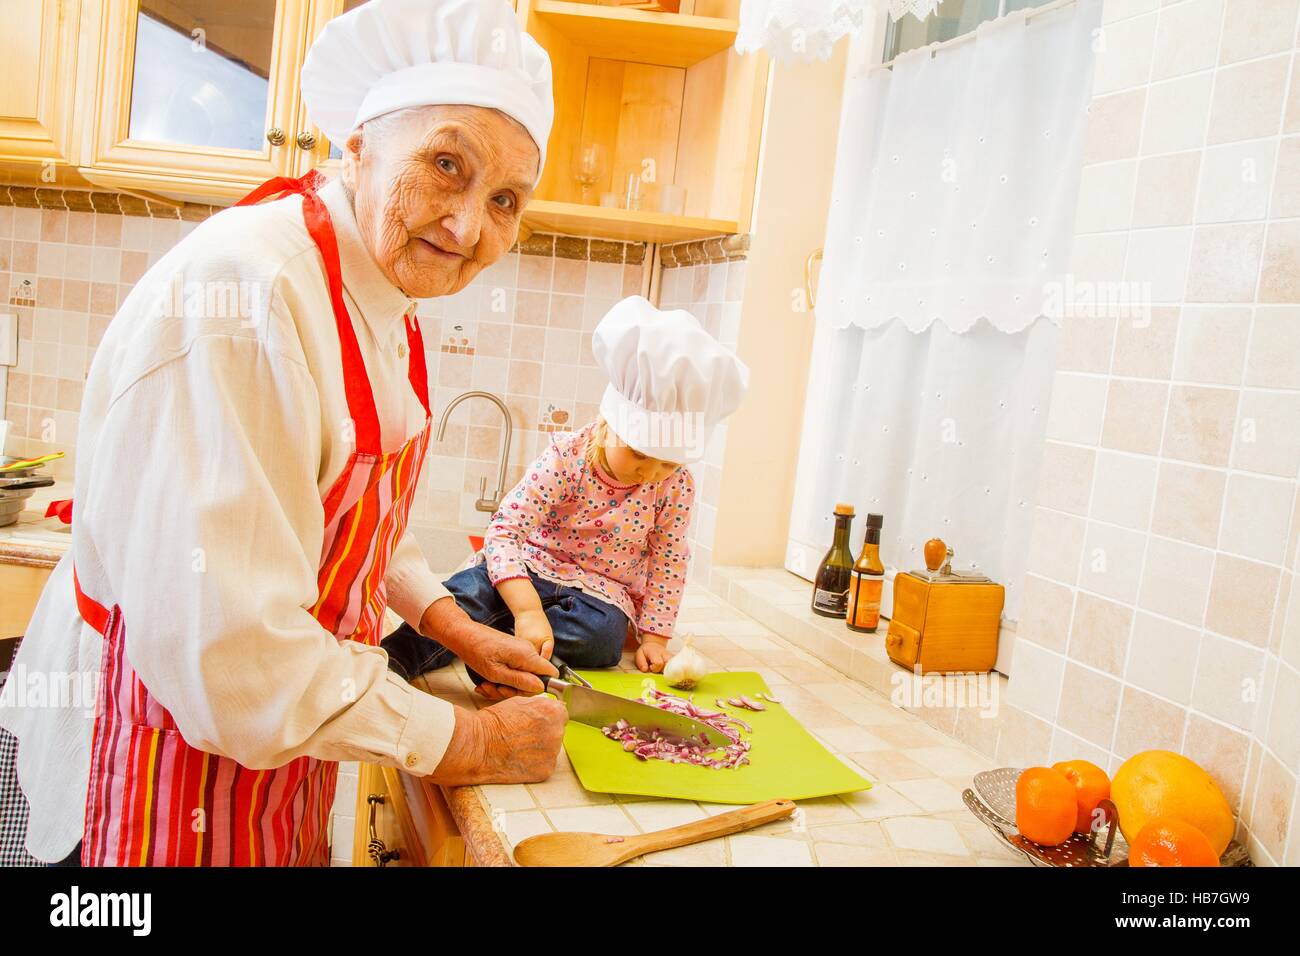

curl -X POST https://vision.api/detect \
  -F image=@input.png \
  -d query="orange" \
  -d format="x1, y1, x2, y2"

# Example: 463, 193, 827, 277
1015, 767, 1078, 846
1111, 750, 1234, 855
1053, 759, 1111, 834
1129, 818, 1221, 867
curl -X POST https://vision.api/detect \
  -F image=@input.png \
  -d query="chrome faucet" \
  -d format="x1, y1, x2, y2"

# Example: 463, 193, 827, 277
436, 390, 513, 513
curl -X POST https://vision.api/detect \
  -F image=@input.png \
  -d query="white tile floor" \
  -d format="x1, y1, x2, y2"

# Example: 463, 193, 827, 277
329, 577, 1029, 866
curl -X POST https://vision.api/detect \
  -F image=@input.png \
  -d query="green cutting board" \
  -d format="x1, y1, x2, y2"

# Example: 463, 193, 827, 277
560, 670, 872, 804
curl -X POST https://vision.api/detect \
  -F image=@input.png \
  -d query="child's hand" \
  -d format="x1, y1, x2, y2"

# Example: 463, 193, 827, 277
636, 636, 671, 673
513, 608, 555, 660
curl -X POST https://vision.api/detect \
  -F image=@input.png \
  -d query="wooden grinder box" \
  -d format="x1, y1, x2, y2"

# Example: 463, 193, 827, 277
885, 562, 1004, 675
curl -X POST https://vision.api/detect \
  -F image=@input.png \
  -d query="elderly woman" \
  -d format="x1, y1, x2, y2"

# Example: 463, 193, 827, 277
0, 0, 566, 866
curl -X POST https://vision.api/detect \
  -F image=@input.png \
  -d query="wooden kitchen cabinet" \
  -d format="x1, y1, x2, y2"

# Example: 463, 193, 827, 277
516, 0, 768, 242
77, 0, 316, 201
0, 0, 89, 179
0, 561, 54, 640
351, 762, 473, 867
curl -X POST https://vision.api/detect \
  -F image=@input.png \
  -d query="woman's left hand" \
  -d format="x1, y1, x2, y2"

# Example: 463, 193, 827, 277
635, 637, 671, 673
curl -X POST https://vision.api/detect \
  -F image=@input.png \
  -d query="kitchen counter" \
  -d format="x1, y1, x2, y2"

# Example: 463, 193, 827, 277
407, 584, 1030, 867
0, 480, 71, 569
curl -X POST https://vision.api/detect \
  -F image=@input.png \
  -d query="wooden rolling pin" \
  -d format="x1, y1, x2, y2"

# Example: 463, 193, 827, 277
512, 798, 796, 867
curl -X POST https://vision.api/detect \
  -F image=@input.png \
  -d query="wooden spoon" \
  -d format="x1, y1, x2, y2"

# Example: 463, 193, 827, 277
513, 798, 796, 867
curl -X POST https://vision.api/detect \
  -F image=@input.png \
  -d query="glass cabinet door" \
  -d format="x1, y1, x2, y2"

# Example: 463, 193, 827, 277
88, 0, 312, 198
294, 0, 368, 175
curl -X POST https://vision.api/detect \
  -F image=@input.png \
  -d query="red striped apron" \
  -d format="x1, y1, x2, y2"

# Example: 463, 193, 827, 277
75, 170, 433, 866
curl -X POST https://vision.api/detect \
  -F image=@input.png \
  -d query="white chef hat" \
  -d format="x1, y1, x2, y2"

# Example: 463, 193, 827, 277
301, 0, 553, 181
593, 296, 750, 464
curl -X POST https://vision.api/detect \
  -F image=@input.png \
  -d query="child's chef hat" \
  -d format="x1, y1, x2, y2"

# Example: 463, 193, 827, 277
593, 296, 749, 464
301, 0, 553, 181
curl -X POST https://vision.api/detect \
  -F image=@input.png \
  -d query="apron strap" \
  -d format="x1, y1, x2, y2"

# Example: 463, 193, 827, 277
404, 311, 431, 417
73, 566, 111, 636
235, 171, 382, 452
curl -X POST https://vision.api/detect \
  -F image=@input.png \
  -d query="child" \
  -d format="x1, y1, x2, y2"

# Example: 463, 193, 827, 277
382, 295, 749, 680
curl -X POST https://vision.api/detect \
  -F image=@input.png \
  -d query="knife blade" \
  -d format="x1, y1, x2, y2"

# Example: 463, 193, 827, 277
544, 678, 732, 749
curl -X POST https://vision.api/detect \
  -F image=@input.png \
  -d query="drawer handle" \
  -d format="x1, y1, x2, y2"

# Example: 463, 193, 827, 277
366, 793, 401, 867
265, 127, 286, 146
297, 131, 318, 151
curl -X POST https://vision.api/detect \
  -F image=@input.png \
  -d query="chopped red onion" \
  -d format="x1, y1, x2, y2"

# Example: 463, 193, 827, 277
601, 688, 752, 770
757, 692, 783, 705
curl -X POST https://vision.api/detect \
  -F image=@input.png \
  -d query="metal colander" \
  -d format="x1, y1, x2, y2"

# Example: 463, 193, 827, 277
963, 767, 1251, 868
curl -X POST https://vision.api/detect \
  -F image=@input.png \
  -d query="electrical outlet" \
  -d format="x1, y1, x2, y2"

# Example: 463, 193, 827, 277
0, 312, 16, 367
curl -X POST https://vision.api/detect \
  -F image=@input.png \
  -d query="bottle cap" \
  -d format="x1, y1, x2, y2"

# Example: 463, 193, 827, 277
834, 503, 855, 516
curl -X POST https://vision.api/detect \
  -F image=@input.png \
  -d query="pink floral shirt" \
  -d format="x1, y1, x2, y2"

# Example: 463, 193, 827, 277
481, 422, 695, 639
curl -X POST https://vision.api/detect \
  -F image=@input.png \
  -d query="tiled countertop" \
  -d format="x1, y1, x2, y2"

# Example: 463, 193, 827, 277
411, 584, 1029, 867
0, 480, 71, 567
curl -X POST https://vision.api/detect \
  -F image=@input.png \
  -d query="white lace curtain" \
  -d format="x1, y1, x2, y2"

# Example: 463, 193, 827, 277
786, 0, 1100, 663
737, 1, 945, 63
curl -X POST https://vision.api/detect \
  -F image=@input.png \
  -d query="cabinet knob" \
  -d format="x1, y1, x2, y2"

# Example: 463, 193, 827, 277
265, 127, 286, 147
296, 131, 318, 151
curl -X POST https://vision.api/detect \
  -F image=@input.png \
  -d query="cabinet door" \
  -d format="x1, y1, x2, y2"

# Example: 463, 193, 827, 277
289, 0, 366, 178
0, 0, 83, 168
84, 0, 311, 199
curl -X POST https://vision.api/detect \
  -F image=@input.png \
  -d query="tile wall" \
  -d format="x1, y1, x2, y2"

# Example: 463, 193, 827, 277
1003, 0, 1300, 864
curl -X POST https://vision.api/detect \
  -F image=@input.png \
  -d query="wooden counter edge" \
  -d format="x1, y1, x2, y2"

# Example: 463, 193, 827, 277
439, 783, 513, 867
0, 540, 63, 570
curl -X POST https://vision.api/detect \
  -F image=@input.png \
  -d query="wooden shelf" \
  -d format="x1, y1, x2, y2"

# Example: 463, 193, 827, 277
522, 198, 737, 243
530, 1, 739, 68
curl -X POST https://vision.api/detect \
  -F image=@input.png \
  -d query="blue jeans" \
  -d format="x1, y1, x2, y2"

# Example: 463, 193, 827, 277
381, 564, 628, 681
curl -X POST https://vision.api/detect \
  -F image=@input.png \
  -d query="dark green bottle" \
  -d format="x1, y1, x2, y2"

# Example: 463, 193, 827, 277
811, 503, 856, 618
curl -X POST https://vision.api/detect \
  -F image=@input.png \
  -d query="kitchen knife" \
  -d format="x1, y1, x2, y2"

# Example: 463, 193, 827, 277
542, 677, 732, 749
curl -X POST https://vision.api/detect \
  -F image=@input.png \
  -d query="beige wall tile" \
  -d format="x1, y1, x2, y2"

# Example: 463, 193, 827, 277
1094, 13, 1159, 94
1084, 89, 1148, 163
1102, 378, 1169, 454
1132, 151, 1201, 228
1206, 553, 1281, 645
1162, 384, 1239, 465
1265, 661, 1300, 770
1248, 751, 1296, 862
1142, 72, 1214, 155
994, 705, 1053, 767
1127, 611, 1201, 702
1075, 161, 1138, 234
1113, 306, 1178, 378
1151, 461, 1226, 547
1124, 227, 1194, 303
1006, 641, 1066, 721
1220, 473, 1293, 564
1018, 573, 1076, 652
1233, 390, 1300, 478
1057, 314, 1117, 373
1047, 727, 1112, 769
1090, 450, 1158, 530
1139, 534, 1214, 624
1152, 0, 1224, 80
1105, 0, 1162, 22
1260, 221, 1300, 303
1069, 592, 1134, 674
1174, 306, 1251, 384
1079, 520, 1148, 603
1058, 662, 1123, 748
1037, 441, 1096, 515
1272, 137, 1300, 218
1197, 139, 1280, 224
1194, 632, 1266, 727
1114, 685, 1187, 757
1207, 54, 1290, 145
1183, 712, 1252, 808
1219, 0, 1299, 64
1287, 55, 1300, 134
1186, 223, 1266, 303
1046, 372, 1107, 444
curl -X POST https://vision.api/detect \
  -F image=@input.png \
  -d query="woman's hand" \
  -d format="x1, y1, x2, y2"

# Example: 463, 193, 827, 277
636, 635, 671, 673
420, 596, 556, 699
430, 697, 566, 785
512, 608, 555, 660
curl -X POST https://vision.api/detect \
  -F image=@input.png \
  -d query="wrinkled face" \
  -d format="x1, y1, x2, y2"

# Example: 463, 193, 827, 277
603, 433, 681, 486
341, 104, 539, 298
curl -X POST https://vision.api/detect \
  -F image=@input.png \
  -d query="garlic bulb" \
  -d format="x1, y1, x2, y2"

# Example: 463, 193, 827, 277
663, 635, 707, 690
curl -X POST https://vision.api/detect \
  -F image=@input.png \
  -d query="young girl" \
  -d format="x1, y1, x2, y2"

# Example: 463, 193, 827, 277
382, 295, 749, 679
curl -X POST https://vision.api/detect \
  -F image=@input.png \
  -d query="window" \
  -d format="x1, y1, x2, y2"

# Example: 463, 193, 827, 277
883, 0, 1058, 61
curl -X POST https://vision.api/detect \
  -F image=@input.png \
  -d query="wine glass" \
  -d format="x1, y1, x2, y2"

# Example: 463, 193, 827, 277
571, 142, 609, 204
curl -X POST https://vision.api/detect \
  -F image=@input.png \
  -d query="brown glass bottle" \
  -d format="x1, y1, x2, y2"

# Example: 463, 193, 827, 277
846, 513, 885, 633
811, 503, 856, 618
